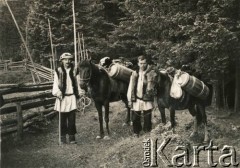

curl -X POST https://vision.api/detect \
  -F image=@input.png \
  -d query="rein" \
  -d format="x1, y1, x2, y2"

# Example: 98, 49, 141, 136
79, 62, 93, 84
77, 96, 92, 114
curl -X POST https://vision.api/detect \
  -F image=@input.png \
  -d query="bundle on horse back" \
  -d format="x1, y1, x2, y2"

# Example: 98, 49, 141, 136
154, 70, 211, 143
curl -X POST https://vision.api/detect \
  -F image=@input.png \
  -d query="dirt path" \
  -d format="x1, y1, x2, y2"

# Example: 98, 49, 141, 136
2, 102, 240, 168
1, 102, 133, 168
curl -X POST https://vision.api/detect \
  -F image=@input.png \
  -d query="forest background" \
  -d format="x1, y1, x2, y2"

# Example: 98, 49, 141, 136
0, 0, 239, 112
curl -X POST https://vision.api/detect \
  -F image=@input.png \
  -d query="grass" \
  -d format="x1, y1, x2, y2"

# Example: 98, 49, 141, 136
0, 71, 33, 84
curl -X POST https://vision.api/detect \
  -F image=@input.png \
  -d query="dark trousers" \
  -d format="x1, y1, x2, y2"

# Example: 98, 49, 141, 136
132, 109, 152, 134
59, 110, 77, 136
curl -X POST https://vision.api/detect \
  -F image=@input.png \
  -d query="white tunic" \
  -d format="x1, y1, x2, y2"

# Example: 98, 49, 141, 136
52, 68, 77, 113
127, 70, 154, 112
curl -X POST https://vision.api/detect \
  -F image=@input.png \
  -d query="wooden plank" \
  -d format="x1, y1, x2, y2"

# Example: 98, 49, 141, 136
16, 102, 23, 140
0, 85, 52, 95
1, 111, 57, 135
0, 81, 53, 89
4, 91, 52, 104
0, 98, 55, 115
0, 107, 54, 126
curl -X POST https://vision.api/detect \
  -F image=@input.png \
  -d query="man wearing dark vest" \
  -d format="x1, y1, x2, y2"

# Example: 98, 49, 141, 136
52, 52, 80, 144
128, 55, 156, 137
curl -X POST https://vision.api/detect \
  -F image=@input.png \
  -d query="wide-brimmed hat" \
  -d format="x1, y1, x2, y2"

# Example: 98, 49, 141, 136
59, 53, 74, 61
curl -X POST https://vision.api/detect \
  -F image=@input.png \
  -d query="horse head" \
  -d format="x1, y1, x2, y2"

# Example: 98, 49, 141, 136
77, 60, 92, 91
149, 69, 172, 96
146, 69, 159, 96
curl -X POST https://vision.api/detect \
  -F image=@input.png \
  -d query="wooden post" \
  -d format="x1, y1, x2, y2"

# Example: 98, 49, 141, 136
79, 32, 83, 61
50, 57, 53, 81
77, 32, 81, 62
48, 19, 55, 71
54, 46, 58, 68
16, 102, 23, 140
82, 34, 86, 60
72, 0, 77, 67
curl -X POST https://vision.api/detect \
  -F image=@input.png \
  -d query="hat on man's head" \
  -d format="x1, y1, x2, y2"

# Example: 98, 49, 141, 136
59, 53, 74, 61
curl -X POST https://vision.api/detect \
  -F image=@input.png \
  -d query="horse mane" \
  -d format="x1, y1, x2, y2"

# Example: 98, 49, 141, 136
77, 60, 109, 81
159, 71, 171, 86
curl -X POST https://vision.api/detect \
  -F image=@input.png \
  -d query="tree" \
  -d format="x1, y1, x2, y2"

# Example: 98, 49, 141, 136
26, 0, 127, 62
109, 0, 240, 111
0, 1, 28, 61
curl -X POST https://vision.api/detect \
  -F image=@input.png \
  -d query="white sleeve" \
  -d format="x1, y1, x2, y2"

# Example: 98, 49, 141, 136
52, 71, 61, 96
127, 74, 133, 102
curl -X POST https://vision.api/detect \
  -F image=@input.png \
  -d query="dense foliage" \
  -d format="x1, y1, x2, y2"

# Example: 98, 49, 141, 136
1, 0, 240, 110
25, 0, 126, 61
108, 0, 240, 82
2, 0, 239, 81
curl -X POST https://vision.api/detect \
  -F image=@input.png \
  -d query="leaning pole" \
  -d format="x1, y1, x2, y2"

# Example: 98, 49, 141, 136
4, 0, 41, 82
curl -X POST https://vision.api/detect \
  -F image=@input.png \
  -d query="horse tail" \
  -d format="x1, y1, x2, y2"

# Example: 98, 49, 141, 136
195, 105, 203, 125
204, 83, 213, 107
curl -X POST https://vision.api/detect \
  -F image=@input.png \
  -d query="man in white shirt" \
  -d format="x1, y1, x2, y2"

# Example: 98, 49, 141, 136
52, 52, 81, 144
128, 55, 156, 137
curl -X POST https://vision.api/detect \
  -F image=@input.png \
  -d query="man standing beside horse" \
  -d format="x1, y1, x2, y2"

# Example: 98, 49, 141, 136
52, 52, 83, 144
128, 55, 157, 137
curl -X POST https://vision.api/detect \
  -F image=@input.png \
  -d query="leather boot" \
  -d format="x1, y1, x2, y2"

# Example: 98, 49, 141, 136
69, 135, 77, 144
60, 135, 66, 144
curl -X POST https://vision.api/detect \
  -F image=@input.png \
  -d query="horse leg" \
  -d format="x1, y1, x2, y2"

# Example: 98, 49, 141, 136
103, 101, 110, 140
197, 104, 210, 143
95, 102, 104, 139
169, 107, 176, 133
188, 105, 199, 139
122, 96, 131, 126
158, 106, 166, 124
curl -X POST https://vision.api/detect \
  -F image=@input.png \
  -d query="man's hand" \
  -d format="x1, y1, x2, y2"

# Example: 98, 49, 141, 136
79, 89, 86, 97
56, 91, 63, 100
128, 101, 132, 108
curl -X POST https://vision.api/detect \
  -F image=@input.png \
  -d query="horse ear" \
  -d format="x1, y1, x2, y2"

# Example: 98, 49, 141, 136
75, 65, 79, 75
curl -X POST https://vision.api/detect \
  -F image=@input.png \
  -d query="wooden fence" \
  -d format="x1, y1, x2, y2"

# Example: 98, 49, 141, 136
0, 59, 54, 81
0, 82, 56, 140
0, 59, 26, 71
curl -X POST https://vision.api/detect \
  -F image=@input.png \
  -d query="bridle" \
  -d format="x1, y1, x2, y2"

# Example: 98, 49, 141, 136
79, 64, 92, 85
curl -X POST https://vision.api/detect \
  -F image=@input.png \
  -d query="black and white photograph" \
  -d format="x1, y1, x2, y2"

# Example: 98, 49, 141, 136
0, 0, 240, 167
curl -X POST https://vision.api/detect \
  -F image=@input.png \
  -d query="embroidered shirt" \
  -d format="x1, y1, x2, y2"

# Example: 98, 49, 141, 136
52, 68, 77, 112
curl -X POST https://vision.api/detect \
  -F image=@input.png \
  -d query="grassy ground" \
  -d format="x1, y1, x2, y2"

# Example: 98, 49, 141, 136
0, 71, 33, 84
1, 101, 240, 168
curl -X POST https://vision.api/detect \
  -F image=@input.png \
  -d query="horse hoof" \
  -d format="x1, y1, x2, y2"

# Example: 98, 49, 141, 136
122, 123, 128, 127
190, 132, 198, 138
103, 136, 110, 140
96, 135, 102, 139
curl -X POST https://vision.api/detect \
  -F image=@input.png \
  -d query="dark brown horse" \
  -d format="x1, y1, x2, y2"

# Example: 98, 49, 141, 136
76, 60, 131, 139
150, 71, 210, 143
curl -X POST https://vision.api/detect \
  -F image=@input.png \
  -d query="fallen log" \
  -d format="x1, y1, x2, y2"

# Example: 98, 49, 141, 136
4, 91, 52, 104
0, 85, 52, 95
0, 81, 53, 89
0, 107, 54, 126
1, 111, 56, 135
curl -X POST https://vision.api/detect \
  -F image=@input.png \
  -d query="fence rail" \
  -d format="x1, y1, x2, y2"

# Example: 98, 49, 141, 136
0, 82, 56, 139
0, 59, 54, 81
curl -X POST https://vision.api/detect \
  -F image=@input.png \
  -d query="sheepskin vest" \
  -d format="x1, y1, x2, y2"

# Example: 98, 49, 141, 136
131, 65, 155, 102
55, 65, 79, 98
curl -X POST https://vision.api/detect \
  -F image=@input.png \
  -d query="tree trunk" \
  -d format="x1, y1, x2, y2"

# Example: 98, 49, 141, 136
234, 57, 240, 113
211, 79, 220, 112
